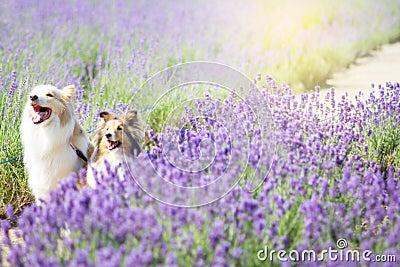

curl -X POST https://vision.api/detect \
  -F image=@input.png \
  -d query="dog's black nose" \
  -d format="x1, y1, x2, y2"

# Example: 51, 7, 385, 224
30, 95, 38, 101
105, 133, 112, 138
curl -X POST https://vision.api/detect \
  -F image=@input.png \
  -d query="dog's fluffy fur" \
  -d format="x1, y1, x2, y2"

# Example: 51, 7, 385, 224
87, 110, 144, 187
20, 84, 93, 202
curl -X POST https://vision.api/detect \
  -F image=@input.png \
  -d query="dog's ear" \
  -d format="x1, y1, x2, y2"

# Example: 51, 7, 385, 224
121, 110, 138, 124
62, 85, 75, 100
99, 111, 117, 122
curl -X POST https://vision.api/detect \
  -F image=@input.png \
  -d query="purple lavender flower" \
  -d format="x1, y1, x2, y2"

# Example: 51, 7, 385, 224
2, 1, 400, 261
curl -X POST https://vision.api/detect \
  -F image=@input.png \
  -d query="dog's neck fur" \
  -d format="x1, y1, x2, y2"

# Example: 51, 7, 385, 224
23, 116, 74, 153
95, 147, 120, 163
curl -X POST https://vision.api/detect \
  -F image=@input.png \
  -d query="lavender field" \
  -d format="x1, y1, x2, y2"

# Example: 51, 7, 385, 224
1, 0, 400, 266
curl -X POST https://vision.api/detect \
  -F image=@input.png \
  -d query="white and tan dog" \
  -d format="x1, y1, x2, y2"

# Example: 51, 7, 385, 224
20, 84, 93, 202
87, 110, 144, 187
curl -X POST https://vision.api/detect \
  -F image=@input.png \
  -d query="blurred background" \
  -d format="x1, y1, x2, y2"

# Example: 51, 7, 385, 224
1, 0, 399, 93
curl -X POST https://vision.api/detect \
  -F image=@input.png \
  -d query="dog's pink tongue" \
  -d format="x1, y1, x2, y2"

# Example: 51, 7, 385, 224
109, 141, 115, 150
32, 113, 42, 123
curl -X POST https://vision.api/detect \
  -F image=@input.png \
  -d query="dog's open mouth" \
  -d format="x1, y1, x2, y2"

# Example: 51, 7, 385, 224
108, 140, 121, 150
31, 104, 52, 124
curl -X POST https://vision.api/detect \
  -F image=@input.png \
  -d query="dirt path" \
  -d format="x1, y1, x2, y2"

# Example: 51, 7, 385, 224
322, 42, 400, 101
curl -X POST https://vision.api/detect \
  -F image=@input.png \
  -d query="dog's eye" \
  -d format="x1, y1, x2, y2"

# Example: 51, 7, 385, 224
117, 126, 123, 131
46, 93, 54, 97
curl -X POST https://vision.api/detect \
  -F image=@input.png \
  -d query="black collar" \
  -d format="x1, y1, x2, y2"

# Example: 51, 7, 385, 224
70, 144, 88, 162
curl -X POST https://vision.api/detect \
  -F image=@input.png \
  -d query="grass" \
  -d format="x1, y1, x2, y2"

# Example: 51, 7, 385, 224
363, 118, 400, 172
0, 80, 34, 217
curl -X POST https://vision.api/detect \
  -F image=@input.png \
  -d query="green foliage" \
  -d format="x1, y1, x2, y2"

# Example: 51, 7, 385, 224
365, 118, 400, 172
0, 85, 34, 218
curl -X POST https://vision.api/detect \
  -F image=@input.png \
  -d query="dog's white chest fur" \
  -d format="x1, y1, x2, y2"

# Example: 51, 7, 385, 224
21, 119, 82, 201
86, 149, 126, 187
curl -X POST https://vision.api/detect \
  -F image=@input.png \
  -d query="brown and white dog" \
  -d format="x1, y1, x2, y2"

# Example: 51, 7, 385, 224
20, 84, 93, 202
87, 110, 144, 187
